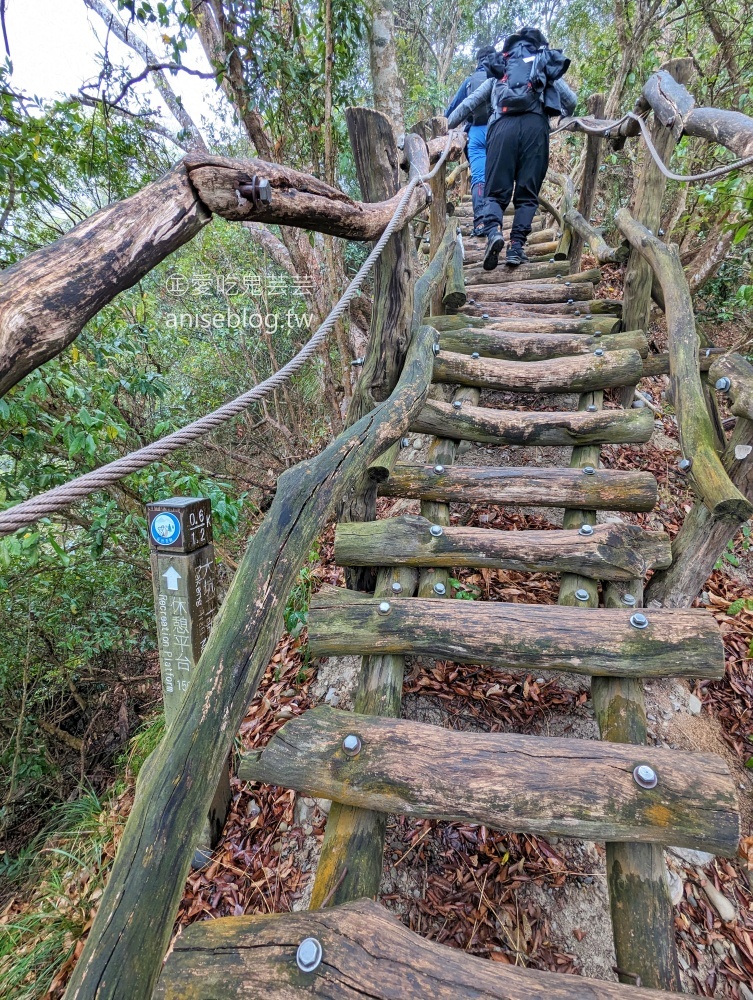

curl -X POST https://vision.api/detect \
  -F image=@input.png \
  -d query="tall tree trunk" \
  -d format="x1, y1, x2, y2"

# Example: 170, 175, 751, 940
368, 1, 403, 132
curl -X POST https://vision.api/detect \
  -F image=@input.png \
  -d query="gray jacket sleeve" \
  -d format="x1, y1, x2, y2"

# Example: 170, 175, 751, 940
446, 78, 494, 128
554, 77, 577, 117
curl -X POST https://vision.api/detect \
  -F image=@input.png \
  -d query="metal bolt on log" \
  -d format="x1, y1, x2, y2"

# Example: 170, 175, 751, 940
296, 937, 323, 973
342, 734, 362, 757
633, 764, 658, 789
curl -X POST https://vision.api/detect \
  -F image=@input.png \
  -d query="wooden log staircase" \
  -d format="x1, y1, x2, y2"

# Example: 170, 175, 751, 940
154, 201, 742, 997
57, 82, 753, 999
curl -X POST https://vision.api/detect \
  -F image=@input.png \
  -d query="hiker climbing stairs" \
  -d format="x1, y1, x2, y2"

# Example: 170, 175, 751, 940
155, 204, 742, 997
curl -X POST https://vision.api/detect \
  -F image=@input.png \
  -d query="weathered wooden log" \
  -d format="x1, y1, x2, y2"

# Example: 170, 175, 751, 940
527, 267, 602, 286
463, 260, 569, 284
0, 163, 211, 398
616, 209, 753, 521
384, 460, 657, 509
410, 399, 655, 448
461, 298, 620, 318
428, 313, 621, 335
156, 898, 689, 999
306, 586, 723, 679
428, 120, 448, 316
425, 126, 466, 165
439, 327, 648, 361
334, 515, 671, 580
640, 348, 724, 377
414, 386, 480, 600
594, 581, 682, 990
547, 170, 575, 259
565, 208, 629, 264
186, 151, 430, 238
491, 239, 561, 259
464, 281, 594, 303
647, 395, 753, 607
570, 93, 606, 272
711, 352, 753, 420
558, 72, 753, 158
433, 347, 643, 393
442, 235, 466, 309
241, 706, 737, 850
309, 565, 416, 909
529, 227, 558, 244
337, 108, 419, 589
62, 326, 437, 1000
343, 109, 418, 428
621, 61, 696, 345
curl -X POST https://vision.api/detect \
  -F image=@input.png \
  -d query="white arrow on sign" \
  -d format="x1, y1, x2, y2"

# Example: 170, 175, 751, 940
163, 566, 181, 591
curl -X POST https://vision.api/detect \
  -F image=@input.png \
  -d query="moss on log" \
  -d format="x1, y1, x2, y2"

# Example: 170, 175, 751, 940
432, 347, 643, 393
155, 898, 688, 999
240, 707, 737, 851
410, 399, 654, 448
616, 209, 753, 521
334, 515, 671, 580
306, 587, 724, 680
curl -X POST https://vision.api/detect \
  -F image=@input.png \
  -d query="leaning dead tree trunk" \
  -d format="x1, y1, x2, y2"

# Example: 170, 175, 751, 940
0, 148, 460, 397
62, 324, 437, 1000
647, 353, 753, 607
0, 164, 211, 398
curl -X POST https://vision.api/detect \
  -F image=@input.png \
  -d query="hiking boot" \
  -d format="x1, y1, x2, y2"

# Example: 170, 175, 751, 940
471, 225, 485, 238
505, 241, 529, 267
483, 230, 505, 271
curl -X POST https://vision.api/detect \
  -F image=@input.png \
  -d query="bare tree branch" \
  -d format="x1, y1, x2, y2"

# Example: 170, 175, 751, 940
83, 0, 207, 151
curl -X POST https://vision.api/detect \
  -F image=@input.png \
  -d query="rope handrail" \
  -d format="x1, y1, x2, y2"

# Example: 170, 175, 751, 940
0, 135, 454, 538
553, 111, 753, 182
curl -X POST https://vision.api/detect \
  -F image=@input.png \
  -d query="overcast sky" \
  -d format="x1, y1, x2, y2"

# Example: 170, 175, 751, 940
5, 0, 223, 136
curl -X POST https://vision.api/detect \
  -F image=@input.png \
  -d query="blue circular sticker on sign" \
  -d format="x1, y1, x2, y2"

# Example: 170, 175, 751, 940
150, 512, 181, 546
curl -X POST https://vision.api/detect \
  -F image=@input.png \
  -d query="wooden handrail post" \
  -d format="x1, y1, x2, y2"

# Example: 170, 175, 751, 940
427, 116, 448, 316
621, 60, 696, 336
570, 93, 605, 273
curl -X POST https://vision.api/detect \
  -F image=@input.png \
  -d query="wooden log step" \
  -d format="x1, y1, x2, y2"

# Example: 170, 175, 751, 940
428, 313, 621, 335
438, 327, 648, 361
306, 588, 725, 681
240, 707, 737, 851
463, 260, 569, 284
433, 348, 643, 393
464, 281, 594, 304
461, 298, 619, 318
410, 399, 655, 448
461, 243, 576, 265
156, 897, 691, 998
335, 515, 671, 580
384, 461, 657, 507
464, 264, 600, 287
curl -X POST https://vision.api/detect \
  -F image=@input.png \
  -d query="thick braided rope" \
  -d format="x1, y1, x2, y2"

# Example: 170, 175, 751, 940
552, 111, 753, 182
0, 135, 453, 537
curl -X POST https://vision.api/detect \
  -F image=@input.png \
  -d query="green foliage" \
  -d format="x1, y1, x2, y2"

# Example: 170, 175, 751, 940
448, 576, 480, 600
284, 544, 320, 640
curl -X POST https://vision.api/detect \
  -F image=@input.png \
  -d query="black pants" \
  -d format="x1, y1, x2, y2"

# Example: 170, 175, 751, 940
482, 112, 550, 244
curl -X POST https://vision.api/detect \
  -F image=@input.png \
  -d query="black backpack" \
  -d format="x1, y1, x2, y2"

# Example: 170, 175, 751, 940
494, 41, 545, 114
466, 68, 491, 125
